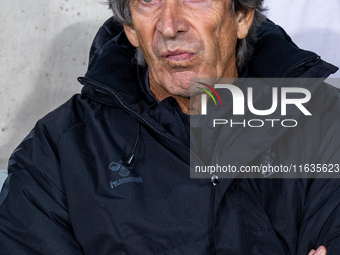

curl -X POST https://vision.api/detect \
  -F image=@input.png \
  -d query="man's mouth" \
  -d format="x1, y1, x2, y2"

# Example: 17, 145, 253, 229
162, 50, 196, 62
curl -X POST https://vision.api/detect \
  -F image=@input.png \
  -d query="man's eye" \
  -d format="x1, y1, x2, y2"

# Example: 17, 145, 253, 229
139, 0, 163, 6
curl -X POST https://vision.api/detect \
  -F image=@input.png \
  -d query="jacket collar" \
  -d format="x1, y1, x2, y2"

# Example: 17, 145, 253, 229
248, 19, 338, 78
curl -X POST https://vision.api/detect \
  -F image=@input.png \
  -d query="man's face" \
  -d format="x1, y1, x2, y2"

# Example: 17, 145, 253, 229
124, 0, 253, 97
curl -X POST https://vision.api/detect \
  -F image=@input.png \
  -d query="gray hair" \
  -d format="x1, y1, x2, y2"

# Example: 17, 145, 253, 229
108, 0, 266, 72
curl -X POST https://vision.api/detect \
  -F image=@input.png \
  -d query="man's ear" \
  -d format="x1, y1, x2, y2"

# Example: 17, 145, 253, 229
123, 24, 140, 48
236, 9, 255, 39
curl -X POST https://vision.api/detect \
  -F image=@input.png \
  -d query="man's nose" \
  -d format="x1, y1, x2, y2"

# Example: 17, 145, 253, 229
156, 0, 189, 39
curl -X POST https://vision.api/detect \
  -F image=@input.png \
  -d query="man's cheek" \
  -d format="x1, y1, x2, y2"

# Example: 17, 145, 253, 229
200, 42, 219, 66
151, 34, 165, 58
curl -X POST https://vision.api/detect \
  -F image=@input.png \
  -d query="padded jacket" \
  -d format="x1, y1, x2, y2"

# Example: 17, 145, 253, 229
0, 18, 340, 255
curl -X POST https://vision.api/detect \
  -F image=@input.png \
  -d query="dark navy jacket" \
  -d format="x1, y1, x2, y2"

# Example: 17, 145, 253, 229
0, 18, 340, 255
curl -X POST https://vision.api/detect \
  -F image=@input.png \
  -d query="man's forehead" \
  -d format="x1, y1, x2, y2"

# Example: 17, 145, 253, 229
129, 0, 232, 5
128, 0, 233, 15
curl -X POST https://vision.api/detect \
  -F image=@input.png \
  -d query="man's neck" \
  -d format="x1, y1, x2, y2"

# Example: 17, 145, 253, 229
149, 78, 191, 114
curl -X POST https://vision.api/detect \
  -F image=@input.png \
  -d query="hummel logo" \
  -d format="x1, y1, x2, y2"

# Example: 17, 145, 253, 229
109, 160, 133, 177
109, 161, 143, 188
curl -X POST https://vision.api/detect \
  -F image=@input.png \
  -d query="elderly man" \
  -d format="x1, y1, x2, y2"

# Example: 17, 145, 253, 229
0, 0, 339, 254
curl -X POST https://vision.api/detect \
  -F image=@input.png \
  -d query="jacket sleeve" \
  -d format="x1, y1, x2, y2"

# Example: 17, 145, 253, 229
297, 84, 340, 254
0, 121, 83, 255
297, 178, 340, 254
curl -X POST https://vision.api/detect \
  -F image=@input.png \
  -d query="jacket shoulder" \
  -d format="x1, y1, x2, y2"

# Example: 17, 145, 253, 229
36, 94, 87, 143
6, 94, 90, 196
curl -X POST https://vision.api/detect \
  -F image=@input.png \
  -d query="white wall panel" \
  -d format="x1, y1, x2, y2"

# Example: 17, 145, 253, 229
266, 0, 340, 78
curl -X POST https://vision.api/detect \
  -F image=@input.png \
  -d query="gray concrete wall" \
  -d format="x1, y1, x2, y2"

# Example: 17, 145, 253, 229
1, 1, 340, 173
0, 1, 112, 169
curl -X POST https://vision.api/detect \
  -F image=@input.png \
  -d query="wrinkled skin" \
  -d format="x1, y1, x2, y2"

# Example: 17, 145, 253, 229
124, 0, 253, 113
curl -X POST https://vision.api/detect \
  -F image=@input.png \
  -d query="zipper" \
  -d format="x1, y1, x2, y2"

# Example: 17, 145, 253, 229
281, 55, 320, 78
78, 76, 208, 173
78, 76, 185, 146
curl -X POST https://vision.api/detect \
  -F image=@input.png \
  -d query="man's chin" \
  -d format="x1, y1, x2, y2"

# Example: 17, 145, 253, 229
166, 88, 202, 99
167, 88, 191, 98
154, 69, 205, 98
